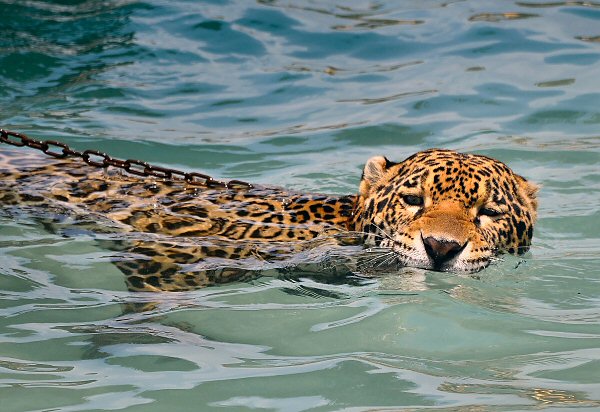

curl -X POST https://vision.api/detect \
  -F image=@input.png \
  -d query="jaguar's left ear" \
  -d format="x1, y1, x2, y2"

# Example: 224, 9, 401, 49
359, 156, 396, 197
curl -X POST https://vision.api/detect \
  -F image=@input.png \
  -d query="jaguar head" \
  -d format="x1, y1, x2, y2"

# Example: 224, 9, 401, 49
353, 149, 538, 273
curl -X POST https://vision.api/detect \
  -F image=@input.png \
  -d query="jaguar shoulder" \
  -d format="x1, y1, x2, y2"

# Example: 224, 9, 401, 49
0, 147, 538, 291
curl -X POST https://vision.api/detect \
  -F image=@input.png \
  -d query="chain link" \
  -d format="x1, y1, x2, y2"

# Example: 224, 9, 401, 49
0, 129, 253, 189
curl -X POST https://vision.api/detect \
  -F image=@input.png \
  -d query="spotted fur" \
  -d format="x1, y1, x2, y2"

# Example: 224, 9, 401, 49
0, 147, 538, 291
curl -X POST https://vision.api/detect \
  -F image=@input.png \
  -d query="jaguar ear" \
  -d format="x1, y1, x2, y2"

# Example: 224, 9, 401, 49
516, 175, 539, 221
359, 156, 395, 197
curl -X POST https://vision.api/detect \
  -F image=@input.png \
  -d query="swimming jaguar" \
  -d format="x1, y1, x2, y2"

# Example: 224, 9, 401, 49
0, 147, 538, 291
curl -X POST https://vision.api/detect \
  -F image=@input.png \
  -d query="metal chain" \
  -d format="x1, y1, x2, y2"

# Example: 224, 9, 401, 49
0, 129, 253, 189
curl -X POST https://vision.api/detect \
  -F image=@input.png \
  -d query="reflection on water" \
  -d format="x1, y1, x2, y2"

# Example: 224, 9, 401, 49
468, 12, 540, 21
1, 0, 600, 411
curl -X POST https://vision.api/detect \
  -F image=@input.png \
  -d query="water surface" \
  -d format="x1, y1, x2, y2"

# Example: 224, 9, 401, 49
1, 1, 599, 411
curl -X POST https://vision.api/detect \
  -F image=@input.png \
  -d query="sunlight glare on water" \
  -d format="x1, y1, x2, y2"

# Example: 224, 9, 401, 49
1, 0, 600, 411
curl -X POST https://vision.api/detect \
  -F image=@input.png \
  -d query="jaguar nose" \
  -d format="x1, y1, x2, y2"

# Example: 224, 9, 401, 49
422, 236, 466, 267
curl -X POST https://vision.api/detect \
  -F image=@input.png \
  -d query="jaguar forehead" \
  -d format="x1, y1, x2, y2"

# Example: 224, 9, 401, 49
390, 167, 429, 189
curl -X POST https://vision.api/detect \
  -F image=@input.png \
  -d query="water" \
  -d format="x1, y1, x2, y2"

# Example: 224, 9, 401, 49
1, 0, 600, 410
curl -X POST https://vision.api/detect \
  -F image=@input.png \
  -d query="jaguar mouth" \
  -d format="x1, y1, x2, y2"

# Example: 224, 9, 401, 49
391, 245, 491, 274
368, 237, 492, 274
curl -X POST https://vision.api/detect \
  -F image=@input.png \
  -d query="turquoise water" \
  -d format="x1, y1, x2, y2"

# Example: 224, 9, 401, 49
1, 0, 600, 410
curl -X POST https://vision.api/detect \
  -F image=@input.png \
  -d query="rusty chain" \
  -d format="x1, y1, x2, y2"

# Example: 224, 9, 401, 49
0, 129, 253, 189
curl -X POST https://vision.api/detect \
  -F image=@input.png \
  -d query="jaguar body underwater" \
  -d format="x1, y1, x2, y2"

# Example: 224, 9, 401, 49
0, 138, 538, 292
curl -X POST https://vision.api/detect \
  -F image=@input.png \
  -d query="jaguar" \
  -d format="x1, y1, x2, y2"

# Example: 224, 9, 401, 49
0, 147, 538, 291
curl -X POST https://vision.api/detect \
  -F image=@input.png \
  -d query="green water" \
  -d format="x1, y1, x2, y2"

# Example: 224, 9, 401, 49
1, 1, 600, 411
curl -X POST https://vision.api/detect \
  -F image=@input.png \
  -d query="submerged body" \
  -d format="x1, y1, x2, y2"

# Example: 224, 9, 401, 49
0, 147, 538, 291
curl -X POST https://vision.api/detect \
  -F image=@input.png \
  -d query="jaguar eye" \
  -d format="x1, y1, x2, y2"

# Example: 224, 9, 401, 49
479, 207, 503, 217
402, 195, 424, 207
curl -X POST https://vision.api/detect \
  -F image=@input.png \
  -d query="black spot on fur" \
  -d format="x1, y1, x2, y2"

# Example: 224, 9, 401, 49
376, 198, 388, 213
295, 210, 310, 222
165, 220, 193, 230
128, 276, 145, 289
516, 221, 527, 240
